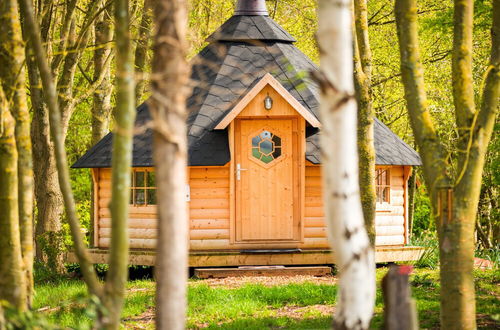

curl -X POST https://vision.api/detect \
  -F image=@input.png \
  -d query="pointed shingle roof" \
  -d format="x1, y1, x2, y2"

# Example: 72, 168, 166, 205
73, 10, 421, 168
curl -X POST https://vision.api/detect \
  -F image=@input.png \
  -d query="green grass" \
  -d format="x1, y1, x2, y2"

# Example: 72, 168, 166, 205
29, 268, 499, 329
187, 283, 337, 327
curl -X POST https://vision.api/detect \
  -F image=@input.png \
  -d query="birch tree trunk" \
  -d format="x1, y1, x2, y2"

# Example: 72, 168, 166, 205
353, 0, 376, 245
0, 86, 27, 311
150, 0, 190, 328
395, 0, 499, 328
316, 0, 375, 328
0, 0, 34, 306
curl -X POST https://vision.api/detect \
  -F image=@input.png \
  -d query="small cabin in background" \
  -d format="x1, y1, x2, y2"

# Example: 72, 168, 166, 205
73, 0, 423, 267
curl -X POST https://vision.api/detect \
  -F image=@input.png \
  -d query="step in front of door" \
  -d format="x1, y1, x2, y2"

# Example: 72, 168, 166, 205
194, 266, 332, 278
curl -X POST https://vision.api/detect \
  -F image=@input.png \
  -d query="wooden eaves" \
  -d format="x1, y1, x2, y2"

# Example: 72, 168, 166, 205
214, 73, 321, 129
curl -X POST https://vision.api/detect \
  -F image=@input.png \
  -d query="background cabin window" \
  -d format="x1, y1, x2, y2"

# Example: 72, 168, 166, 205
376, 168, 390, 203
130, 170, 156, 206
251, 130, 282, 164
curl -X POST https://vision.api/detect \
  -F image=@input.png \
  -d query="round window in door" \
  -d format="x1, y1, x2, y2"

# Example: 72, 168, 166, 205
251, 130, 282, 164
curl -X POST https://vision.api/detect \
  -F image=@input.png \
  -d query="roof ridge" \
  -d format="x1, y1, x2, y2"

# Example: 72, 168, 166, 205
206, 15, 295, 43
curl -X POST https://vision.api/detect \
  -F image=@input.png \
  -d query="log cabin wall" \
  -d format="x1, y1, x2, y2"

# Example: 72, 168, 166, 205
95, 166, 232, 250
96, 167, 158, 249
375, 166, 408, 246
185, 164, 328, 250
189, 166, 230, 250
302, 163, 409, 247
303, 164, 329, 248
94, 164, 408, 249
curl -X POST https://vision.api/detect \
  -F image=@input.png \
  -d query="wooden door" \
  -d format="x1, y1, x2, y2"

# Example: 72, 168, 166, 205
235, 119, 298, 242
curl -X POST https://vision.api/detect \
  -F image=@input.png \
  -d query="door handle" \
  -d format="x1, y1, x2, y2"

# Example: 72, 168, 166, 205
236, 163, 247, 181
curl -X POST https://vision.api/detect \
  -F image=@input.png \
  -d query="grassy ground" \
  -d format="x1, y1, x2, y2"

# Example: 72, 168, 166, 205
30, 267, 499, 329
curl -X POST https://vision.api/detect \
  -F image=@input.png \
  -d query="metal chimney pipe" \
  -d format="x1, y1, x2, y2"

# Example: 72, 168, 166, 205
234, 0, 268, 16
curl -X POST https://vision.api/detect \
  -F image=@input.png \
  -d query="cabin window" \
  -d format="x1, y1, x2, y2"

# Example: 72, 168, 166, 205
376, 168, 390, 203
251, 130, 282, 164
130, 170, 156, 206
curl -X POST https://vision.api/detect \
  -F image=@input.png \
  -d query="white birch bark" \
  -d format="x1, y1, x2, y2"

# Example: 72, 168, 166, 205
316, 0, 375, 328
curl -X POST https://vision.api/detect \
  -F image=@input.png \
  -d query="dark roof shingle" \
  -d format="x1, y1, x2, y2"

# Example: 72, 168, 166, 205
73, 13, 421, 168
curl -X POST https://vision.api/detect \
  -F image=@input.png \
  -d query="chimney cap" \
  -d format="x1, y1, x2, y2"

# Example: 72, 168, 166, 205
234, 0, 268, 16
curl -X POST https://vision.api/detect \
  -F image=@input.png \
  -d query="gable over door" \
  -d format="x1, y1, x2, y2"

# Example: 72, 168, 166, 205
235, 118, 301, 242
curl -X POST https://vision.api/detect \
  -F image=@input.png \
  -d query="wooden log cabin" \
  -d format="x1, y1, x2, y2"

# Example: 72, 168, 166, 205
73, 0, 423, 266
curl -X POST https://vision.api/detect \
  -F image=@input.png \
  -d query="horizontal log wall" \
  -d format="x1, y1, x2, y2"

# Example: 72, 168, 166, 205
303, 164, 407, 247
376, 166, 406, 245
97, 167, 233, 250
189, 167, 231, 250
97, 168, 157, 248
303, 165, 329, 248
96, 164, 407, 250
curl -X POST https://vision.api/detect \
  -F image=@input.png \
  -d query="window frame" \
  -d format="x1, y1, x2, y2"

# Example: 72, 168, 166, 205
375, 167, 391, 205
251, 130, 282, 164
130, 168, 156, 207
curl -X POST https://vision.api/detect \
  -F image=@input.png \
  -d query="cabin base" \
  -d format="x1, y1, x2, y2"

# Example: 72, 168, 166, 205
194, 266, 332, 278
66, 246, 424, 267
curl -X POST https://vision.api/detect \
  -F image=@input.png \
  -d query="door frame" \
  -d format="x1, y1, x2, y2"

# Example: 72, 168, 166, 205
229, 117, 305, 246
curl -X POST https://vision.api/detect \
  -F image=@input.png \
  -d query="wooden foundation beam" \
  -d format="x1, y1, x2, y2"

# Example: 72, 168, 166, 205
194, 266, 332, 278
66, 246, 425, 267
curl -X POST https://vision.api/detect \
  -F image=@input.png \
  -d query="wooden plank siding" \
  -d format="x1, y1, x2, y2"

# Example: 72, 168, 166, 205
95, 164, 408, 249
97, 166, 232, 250
302, 164, 408, 247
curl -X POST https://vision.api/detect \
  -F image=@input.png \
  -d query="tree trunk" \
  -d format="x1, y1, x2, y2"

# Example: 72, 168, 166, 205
21, 0, 66, 273
353, 0, 376, 245
440, 1, 499, 327
18, 0, 103, 300
151, 0, 190, 328
22, 0, 103, 273
407, 171, 416, 236
32, 117, 64, 272
0, 0, 34, 305
92, 5, 114, 145
135, 0, 153, 104
58, 1, 103, 136
0, 87, 27, 311
316, 0, 375, 328
395, 0, 499, 328
100, 0, 136, 328
0, 304, 4, 328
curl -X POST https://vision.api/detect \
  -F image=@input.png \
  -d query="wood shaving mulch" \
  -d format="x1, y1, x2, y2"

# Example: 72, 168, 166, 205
189, 275, 337, 288
271, 304, 335, 319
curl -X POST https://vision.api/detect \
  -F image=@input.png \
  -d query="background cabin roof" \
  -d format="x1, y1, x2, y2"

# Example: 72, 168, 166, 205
73, 12, 421, 168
